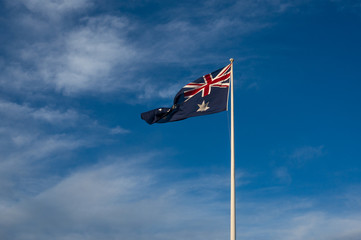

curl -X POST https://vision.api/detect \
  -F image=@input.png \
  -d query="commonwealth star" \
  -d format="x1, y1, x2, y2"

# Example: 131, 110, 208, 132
197, 100, 210, 112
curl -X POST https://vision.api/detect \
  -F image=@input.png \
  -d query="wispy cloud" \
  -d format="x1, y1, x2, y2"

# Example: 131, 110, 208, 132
289, 145, 325, 162
274, 166, 292, 184
0, 157, 230, 240
14, 0, 91, 16
0, 99, 92, 129
238, 194, 361, 240
110, 126, 130, 135
1, 156, 361, 240
52, 16, 138, 94
0, 98, 129, 202
10, 15, 138, 95
1, 0, 307, 100
1, 1, 140, 97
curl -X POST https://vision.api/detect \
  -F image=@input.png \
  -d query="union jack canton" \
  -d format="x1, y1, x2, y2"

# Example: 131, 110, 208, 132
141, 63, 232, 124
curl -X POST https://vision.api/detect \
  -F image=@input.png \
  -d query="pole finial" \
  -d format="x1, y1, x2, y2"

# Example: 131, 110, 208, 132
230, 58, 234, 63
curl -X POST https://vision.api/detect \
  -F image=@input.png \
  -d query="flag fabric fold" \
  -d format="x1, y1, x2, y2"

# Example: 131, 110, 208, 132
141, 63, 232, 124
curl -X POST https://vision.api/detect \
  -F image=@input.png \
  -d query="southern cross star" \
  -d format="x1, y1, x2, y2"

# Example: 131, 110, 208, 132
197, 100, 210, 112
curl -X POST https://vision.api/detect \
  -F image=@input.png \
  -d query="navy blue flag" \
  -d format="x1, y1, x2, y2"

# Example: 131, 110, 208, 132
141, 63, 232, 124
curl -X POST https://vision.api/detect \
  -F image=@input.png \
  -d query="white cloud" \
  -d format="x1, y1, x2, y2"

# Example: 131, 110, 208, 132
280, 212, 361, 240
0, 99, 84, 127
14, 0, 92, 18
53, 16, 137, 94
110, 126, 130, 135
11, 15, 138, 95
1, 0, 307, 100
274, 166, 292, 184
0, 98, 128, 202
3, 0, 298, 98
0, 98, 128, 159
237, 196, 361, 240
290, 145, 325, 162
0, 159, 230, 240
1, 157, 361, 240
2, 0, 141, 96
32, 108, 80, 125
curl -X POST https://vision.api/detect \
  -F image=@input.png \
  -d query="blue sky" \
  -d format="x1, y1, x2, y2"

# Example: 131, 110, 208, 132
1, 0, 361, 239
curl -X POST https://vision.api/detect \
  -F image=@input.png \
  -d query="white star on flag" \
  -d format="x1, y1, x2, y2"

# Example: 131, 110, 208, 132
197, 100, 210, 112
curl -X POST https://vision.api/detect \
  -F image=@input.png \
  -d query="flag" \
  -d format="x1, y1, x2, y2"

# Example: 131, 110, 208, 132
141, 63, 232, 124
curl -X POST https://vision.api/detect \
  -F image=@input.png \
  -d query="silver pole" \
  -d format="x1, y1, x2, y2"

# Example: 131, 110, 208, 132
230, 58, 236, 240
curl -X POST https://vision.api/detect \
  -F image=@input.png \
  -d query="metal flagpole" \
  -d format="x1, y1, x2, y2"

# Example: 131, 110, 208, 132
230, 58, 236, 240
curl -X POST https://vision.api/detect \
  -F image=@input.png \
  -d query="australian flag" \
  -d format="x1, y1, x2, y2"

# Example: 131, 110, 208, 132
141, 63, 232, 124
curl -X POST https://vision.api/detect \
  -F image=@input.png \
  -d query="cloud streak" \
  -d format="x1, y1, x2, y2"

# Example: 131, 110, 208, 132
1, 0, 305, 99
1, 156, 361, 240
0, 98, 129, 202
0, 158, 230, 240
290, 145, 325, 162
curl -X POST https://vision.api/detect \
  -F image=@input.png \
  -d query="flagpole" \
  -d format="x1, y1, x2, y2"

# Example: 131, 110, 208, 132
230, 58, 236, 240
